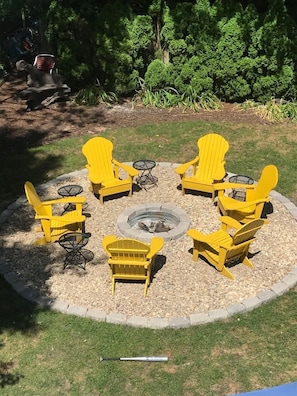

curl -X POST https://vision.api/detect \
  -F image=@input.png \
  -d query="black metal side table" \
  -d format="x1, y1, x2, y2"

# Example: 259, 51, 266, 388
58, 232, 93, 270
228, 175, 254, 201
58, 184, 83, 198
57, 184, 85, 213
133, 160, 158, 190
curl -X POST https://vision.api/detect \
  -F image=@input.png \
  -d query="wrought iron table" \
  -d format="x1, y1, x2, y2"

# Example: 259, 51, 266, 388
58, 184, 83, 198
58, 232, 93, 270
228, 174, 254, 201
57, 184, 85, 213
133, 160, 158, 190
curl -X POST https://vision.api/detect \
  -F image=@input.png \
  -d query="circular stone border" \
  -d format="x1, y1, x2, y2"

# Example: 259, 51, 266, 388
116, 203, 191, 242
0, 163, 297, 329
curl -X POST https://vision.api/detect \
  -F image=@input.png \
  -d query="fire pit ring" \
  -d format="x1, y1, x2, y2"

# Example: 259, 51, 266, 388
116, 203, 191, 242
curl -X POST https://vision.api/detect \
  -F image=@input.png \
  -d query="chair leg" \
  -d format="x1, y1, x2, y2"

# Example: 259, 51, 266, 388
242, 256, 254, 268
144, 281, 149, 297
192, 248, 199, 261
219, 265, 235, 280
63, 250, 87, 270
35, 236, 47, 245
192, 241, 200, 261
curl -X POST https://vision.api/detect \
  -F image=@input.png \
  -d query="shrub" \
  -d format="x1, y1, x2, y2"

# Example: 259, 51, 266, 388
144, 59, 168, 89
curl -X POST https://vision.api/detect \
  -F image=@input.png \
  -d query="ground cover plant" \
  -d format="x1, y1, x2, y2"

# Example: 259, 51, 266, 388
1, 114, 297, 394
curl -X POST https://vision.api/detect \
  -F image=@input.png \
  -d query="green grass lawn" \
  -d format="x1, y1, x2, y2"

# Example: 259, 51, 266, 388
1, 120, 297, 395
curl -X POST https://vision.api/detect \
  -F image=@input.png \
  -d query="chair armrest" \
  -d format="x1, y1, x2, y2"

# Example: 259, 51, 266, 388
187, 229, 229, 249
219, 197, 269, 210
215, 182, 256, 197
187, 229, 212, 244
175, 156, 199, 176
214, 182, 255, 192
146, 237, 164, 259
102, 235, 117, 254
42, 196, 86, 205
219, 216, 242, 230
113, 159, 139, 177
36, 213, 85, 222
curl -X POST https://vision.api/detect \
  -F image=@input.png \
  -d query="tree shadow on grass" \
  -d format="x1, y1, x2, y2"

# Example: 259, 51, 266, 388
0, 274, 43, 388
0, 124, 64, 212
0, 105, 68, 388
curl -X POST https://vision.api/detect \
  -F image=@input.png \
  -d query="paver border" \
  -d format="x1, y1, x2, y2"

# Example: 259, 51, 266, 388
1, 164, 297, 329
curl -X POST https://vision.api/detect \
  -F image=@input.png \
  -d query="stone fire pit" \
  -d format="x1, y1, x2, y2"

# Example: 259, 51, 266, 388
116, 203, 191, 242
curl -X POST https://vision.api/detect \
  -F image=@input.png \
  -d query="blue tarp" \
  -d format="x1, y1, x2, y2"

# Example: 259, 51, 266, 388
235, 382, 297, 395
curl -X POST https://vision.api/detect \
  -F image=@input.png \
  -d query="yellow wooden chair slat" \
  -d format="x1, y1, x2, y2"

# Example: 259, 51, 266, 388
102, 236, 164, 297
175, 133, 229, 200
24, 181, 86, 245
187, 216, 265, 280
82, 137, 139, 204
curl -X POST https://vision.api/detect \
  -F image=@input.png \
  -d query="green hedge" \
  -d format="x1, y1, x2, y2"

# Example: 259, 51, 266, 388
42, 0, 297, 103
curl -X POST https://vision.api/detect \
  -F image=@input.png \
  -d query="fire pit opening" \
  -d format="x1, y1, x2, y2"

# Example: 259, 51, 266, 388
116, 203, 191, 242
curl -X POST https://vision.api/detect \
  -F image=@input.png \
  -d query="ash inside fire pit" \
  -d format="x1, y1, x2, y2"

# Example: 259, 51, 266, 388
116, 203, 191, 242
138, 220, 172, 233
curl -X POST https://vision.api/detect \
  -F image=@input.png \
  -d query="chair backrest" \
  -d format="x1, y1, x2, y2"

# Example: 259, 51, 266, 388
232, 219, 265, 246
106, 239, 150, 263
249, 165, 278, 201
24, 181, 50, 216
196, 133, 229, 180
82, 137, 115, 181
33, 54, 55, 73
223, 218, 264, 263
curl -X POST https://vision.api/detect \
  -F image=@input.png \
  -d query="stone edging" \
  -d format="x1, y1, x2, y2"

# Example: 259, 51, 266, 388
0, 164, 297, 329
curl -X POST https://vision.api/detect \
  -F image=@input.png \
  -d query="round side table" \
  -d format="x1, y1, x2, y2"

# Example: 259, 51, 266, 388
228, 175, 254, 201
58, 232, 93, 270
57, 184, 84, 212
133, 160, 158, 190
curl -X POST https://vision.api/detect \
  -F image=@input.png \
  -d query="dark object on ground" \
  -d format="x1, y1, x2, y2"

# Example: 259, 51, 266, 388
15, 59, 70, 111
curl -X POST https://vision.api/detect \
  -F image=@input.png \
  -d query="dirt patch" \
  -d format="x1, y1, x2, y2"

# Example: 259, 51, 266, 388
0, 72, 269, 147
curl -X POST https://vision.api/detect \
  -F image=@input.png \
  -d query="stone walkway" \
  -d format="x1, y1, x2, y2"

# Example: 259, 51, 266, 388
1, 166, 297, 329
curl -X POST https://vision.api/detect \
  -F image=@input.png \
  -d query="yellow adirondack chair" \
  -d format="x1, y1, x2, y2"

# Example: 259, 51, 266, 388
24, 181, 86, 245
215, 165, 278, 224
82, 137, 139, 204
187, 216, 265, 280
175, 133, 229, 200
102, 236, 164, 297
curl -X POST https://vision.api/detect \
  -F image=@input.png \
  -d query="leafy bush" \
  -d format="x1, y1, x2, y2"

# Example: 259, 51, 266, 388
144, 59, 168, 89
44, 0, 297, 109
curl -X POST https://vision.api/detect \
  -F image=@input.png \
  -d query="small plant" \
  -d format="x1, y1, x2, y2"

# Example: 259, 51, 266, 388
241, 98, 297, 123
135, 79, 221, 111
197, 92, 222, 111
134, 80, 181, 108
282, 100, 297, 122
74, 86, 118, 106
256, 98, 293, 122
239, 100, 259, 110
